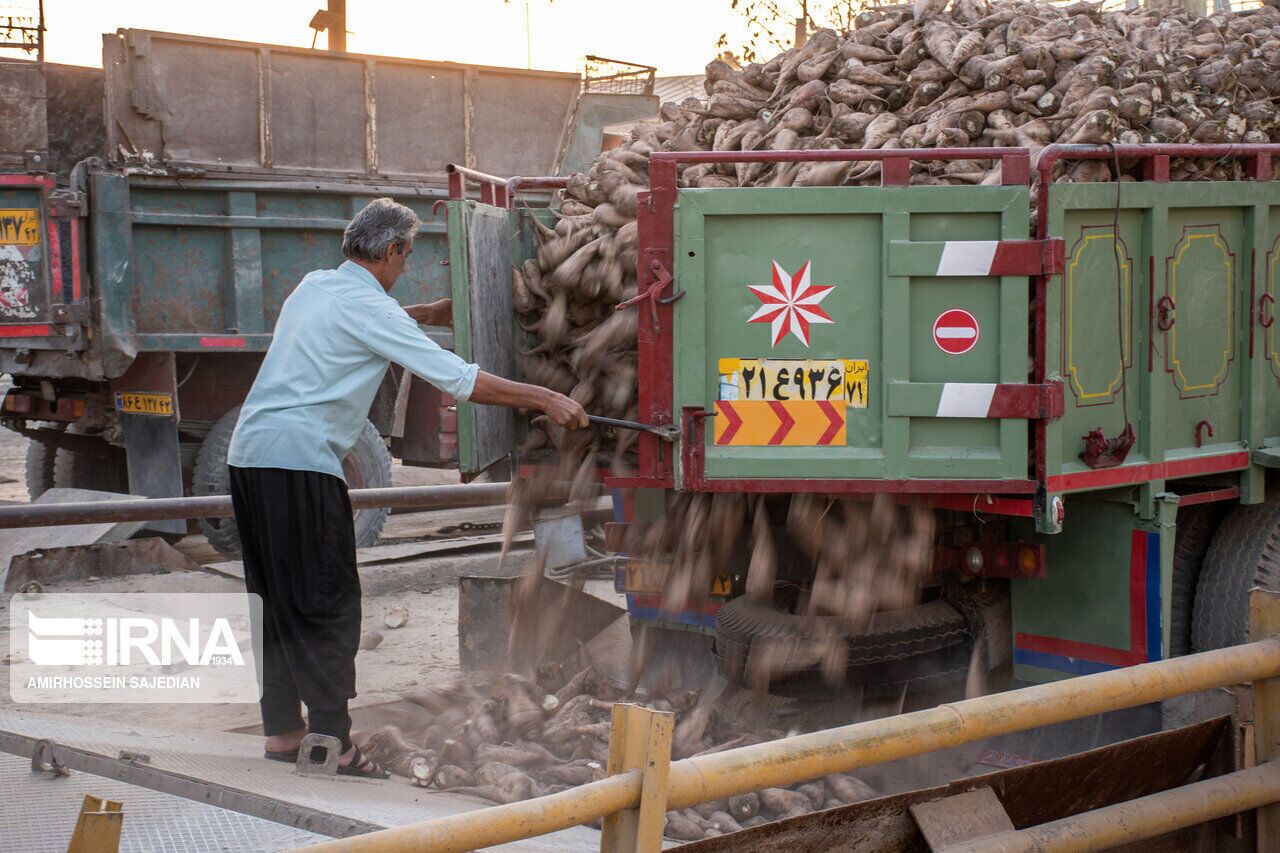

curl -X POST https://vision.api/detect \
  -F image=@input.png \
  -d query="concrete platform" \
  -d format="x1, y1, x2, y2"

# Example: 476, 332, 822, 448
0, 709, 603, 852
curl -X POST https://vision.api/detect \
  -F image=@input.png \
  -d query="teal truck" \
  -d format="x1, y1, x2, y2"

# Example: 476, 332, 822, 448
445, 144, 1280, 692
0, 29, 655, 554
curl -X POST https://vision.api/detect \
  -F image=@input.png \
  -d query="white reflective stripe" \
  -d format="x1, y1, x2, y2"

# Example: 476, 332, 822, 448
937, 241, 998, 276
935, 327, 978, 339
936, 383, 997, 417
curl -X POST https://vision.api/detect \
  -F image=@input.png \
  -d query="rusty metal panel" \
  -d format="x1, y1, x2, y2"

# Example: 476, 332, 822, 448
268, 52, 367, 173
45, 63, 107, 177
0, 60, 47, 169
373, 62, 467, 176
5, 537, 201, 591
457, 574, 625, 672
472, 72, 579, 176
673, 716, 1229, 852
103, 29, 582, 183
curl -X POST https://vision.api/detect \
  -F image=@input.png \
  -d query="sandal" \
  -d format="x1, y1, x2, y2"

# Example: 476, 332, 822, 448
264, 749, 300, 763
337, 745, 389, 779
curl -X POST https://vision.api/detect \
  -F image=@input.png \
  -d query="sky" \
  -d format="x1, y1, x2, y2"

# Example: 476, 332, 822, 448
20, 0, 771, 77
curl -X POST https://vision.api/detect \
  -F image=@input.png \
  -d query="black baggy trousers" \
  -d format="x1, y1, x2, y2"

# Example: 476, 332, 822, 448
229, 466, 361, 752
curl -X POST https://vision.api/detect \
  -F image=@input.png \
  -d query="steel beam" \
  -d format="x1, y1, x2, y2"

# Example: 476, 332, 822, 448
297, 771, 642, 853
0, 483, 521, 529
937, 761, 1280, 853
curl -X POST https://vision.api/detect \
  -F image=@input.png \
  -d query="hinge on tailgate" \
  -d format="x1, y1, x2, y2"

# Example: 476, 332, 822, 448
1040, 238, 1065, 275
47, 189, 87, 219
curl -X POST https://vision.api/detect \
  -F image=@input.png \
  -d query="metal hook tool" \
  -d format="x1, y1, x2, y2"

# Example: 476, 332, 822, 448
587, 415, 680, 442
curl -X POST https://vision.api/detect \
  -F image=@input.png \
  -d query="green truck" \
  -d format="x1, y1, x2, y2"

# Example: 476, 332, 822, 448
444, 144, 1280, 692
0, 29, 655, 554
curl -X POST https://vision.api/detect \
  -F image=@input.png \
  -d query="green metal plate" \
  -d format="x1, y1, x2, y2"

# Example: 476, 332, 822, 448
447, 199, 522, 474
1043, 182, 1273, 500
673, 185, 1031, 483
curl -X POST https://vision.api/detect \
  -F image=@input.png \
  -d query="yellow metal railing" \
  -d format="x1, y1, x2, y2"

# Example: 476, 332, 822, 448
296, 591, 1280, 853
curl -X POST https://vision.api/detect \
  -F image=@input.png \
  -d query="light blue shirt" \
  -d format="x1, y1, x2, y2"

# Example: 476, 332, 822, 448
228, 260, 478, 480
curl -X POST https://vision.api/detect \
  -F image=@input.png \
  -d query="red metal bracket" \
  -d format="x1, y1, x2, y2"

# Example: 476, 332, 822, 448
1040, 239, 1065, 275
986, 240, 1066, 276
1080, 423, 1136, 470
616, 259, 677, 332
1260, 293, 1275, 329
988, 381, 1065, 420
1194, 419, 1214, 448
1157, 295, 1176, 331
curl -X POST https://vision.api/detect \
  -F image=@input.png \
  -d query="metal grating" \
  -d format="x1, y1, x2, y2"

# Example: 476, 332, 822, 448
0, 709, 603, 852
583, 56, 655, 96
0, 752, 327, 852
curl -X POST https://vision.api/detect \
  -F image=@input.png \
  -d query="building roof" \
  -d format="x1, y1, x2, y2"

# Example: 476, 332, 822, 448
653, 74, 706, 105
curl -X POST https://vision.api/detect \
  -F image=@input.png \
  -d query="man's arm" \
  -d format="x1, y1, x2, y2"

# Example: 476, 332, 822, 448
362, 305, 587, 429
469, 371, 587, 429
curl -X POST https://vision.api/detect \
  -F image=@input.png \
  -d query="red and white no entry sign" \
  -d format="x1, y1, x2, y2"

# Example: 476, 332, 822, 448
932, 308, 980, 355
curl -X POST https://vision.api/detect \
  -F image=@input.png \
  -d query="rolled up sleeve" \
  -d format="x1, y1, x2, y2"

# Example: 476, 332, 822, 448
362, 307, 479, 401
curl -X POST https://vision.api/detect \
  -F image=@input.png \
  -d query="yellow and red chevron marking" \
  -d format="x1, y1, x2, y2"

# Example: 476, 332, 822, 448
713, 400, 845, 446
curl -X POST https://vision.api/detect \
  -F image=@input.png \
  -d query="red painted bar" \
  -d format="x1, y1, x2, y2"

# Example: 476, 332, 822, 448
1047, 452, 1250, 494
198, 336, 248, 348
0, 324, 53, 337
1177, 487, 1240, 507
988, 382, 1065, 419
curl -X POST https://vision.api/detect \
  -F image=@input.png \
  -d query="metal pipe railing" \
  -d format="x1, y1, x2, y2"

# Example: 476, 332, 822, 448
294, 634, 1280, 853
941, 761, 1280, 853
665, 635, 1280, 808
0, 482, 515, 529
300, 771, 641, 853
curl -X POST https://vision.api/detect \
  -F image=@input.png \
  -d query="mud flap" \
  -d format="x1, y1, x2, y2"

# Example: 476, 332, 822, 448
108, 352, 185, 536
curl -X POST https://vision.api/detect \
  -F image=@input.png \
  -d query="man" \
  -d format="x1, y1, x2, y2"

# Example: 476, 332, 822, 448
228, 198, 586, 777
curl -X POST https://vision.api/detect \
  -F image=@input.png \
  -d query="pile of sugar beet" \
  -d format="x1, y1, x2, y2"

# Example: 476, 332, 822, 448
356, 669, 878, 840
515, 0, 1280, 463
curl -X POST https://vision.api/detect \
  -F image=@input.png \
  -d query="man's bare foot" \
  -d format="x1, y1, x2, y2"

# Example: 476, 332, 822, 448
264, 728, 306, 754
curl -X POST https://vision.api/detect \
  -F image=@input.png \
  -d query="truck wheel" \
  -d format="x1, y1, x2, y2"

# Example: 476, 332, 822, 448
714, 595, 972, 698
51, 427, 129, 494
1191, 497, 1280, 652
24, 421, 63, 499
193, 407, 393, 559
1169, 504, 1226, 657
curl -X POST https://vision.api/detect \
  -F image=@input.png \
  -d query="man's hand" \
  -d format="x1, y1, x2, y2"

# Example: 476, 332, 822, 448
543, 391, 588, 429
467, 371, 588, 428
405, 299, 453, 328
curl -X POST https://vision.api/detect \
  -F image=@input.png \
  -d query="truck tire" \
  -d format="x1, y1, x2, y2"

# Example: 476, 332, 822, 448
1191, 497, 1280, 653
24, 422, 62, 499
1169, 504, 1226, 657
714, 595, 972, 698
193, 407, 394, 559
51, 428, 129, 494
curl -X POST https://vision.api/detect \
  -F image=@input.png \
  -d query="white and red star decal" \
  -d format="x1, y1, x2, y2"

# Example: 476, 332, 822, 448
747, 260, 835, 347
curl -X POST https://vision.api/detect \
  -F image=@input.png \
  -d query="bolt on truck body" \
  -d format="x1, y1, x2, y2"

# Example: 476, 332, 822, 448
446, 144, 1280, 690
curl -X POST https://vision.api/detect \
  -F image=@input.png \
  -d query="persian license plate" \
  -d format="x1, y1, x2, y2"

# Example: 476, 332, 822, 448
114, 392, 174, 416
718, 358, 869, 408
0, 209, 40, 245
618, 562, 731, 597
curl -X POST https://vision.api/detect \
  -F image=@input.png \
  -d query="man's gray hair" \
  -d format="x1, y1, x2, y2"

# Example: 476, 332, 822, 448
342, 198, 420, 262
